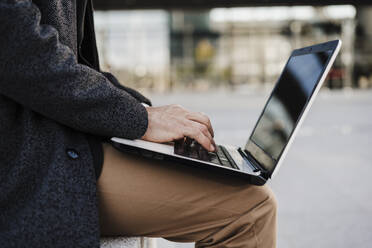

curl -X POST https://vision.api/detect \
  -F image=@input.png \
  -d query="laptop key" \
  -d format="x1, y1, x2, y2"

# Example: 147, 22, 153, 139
197, 144, 210, 161
220, 146, 239, 170
208, 152, 220, 164
189, 140, 199, 159
216, 147, 227, 159
219, 157, 232, 166
174, 138, 234, 168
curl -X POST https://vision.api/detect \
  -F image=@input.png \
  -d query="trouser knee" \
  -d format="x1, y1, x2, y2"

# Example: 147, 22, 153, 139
261, 185, 277, 214
241, 184, 277, 217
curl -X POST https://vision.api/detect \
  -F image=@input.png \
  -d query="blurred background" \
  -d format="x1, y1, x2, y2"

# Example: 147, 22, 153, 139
93, 1, 372, 247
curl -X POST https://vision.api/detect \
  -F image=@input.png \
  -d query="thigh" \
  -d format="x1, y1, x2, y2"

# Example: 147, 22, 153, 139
97, 143, 274, 242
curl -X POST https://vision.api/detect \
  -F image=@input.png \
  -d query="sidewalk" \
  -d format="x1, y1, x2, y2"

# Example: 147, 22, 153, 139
147, 89, 372, 248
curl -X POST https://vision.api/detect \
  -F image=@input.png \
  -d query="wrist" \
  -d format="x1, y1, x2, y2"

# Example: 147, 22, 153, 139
141, 105, 151, 140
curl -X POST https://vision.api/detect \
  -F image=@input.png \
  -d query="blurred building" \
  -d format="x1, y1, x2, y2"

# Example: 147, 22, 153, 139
354, 7, 372, 88
94, 10, 170, 91
94, 5, 372, 92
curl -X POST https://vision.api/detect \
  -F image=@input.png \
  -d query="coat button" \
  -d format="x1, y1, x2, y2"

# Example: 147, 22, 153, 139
66, 149, 79, 160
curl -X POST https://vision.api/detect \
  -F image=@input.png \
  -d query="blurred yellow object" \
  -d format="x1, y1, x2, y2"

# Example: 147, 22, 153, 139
195, 39, 215, 63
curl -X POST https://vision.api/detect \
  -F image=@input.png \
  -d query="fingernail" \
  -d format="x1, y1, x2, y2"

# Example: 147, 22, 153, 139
210, 144, 215, 151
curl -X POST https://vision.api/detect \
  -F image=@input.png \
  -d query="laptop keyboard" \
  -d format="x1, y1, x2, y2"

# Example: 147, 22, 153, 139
174, 138, 238, 170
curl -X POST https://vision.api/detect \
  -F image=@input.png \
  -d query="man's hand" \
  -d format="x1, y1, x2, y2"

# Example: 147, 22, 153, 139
142, 105, 216, 152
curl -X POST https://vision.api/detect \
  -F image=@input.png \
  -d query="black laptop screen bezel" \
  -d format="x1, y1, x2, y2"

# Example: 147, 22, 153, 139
245, 40, 340, 178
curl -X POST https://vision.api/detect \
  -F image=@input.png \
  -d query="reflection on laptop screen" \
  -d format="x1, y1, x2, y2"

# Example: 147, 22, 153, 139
246, 50, 333, 172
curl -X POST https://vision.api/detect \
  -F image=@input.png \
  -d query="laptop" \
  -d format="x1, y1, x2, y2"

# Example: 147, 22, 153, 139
111, 40, 342, 186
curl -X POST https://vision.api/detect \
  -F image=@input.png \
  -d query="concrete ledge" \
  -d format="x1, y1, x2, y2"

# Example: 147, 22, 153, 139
100, 237, 142, 248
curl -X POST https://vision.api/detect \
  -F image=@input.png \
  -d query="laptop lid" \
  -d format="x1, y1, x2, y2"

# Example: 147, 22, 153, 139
245, 40, 342, 178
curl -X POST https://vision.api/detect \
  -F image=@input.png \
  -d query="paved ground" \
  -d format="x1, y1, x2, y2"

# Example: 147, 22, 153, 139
145, 88, 372, 248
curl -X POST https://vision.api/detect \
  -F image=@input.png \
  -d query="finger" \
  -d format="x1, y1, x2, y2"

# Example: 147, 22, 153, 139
183, 121, 215, 152
187, 112, 214, 137
186, 112, 214, 137
195, 121, 213, 143
192, 121, 217, 150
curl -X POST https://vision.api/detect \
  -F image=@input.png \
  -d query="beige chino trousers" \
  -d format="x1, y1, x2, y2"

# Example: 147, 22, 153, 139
98, 143, 277, 248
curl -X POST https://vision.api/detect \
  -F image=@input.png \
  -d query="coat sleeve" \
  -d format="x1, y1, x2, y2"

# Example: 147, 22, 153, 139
102, 72, 152, 106
0, 0, 148, 139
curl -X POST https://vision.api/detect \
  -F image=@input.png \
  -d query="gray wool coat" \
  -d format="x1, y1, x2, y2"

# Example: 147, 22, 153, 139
0, 0, 151, 247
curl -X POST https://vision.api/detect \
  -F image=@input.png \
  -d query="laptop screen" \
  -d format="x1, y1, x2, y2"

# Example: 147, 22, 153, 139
246, 50, 333, 173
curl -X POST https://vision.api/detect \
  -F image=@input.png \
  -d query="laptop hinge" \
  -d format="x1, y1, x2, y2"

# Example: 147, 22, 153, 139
238, 148, 270, 178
